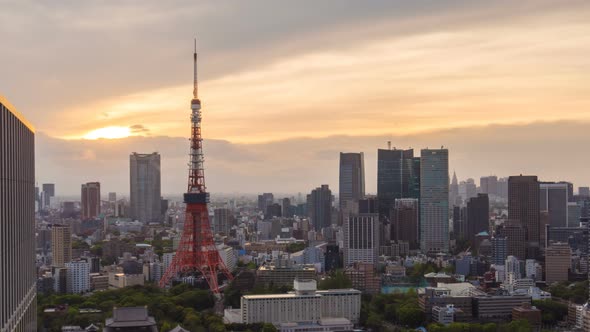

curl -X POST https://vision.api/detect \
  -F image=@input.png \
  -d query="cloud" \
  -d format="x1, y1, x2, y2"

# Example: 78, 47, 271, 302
130, 124, 150, 134
36, 121, 590, 197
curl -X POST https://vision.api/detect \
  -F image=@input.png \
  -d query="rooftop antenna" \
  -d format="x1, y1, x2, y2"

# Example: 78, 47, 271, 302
193, 38, 198, 99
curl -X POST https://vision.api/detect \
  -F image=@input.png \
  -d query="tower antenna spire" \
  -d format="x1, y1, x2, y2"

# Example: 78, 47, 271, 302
193, 38, 198, 99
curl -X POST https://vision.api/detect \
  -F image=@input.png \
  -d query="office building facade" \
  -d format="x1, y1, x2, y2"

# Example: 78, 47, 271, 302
391, 198, 419, 249
344, 214, 379, 265
420, 149, 449, 253
0, 95, 37, 331
508, 176, 540, 257
81, 182, 101, 219
540, 182, 570, 227
339, 152, 365, 211
466, 194, 489, 243
130, 152, 162, 223
308, 185, 332, 230
377, 148, 419, 221
51, 225, 72, 267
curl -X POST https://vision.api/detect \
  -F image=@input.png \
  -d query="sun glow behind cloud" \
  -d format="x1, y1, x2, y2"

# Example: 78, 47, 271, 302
83, 126, 132, 140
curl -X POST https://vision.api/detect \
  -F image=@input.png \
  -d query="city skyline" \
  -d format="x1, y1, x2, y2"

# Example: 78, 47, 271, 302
2, 1, 590, 194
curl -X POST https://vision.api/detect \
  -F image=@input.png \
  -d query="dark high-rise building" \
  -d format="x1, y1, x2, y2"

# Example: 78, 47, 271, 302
325, 244, 342, 272
466, 194, 489, 243
41, 183, 55, 209
508, 175, 540, 257
359, 196, 378, 214
540, 182, 569, 227
452, 205, 466, 240
130, 152, 162, 223
391, 198, 419, 249
579, 187, 590, 198
377, 148, 419, 221
496, 222, 527, 260
491, 237, 507, 265
308, 185, 332, 230
81, 182, 101, 219
257, 193, 274, 212
420, 148, 449, 254
339, 152, 365, 210
0, 95, 37, 331
265, 203, 282, 219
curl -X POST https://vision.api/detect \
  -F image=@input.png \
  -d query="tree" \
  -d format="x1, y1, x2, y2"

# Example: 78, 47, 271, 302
261, 323, 278, 332
318, 271, 352, 290
397, 305, 424, 327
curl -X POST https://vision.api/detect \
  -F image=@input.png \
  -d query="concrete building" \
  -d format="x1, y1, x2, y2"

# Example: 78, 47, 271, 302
508, 175, 540, 258
339, 152, 365, 212
308, 185, 333, 230
473, 294, 532, 321
239, 279, 361, 325
81, 182, 101, 219
213, 208, 232, 235
257, 257, 316, 287
420, 148, 449, 254
343, 214, 379, 266
391, 198, 419, 249
512, 302, 541, 330
65, 260, 90, 294
480, 176, 498, 197
491, 237, 508, 265
496, 222, 527, 260
51, 224, 72, 267
433, 304, 458, 325
545, 242, 571, 284
0, 95, 37, 331
344, 263, 380, 294
130, 152, 162, 223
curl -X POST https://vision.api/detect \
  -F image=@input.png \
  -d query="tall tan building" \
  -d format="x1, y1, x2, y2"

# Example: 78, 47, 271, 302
51, 225, 72, 267
545, 242, 571, 284
0, 95, 37, 331
81, 182, 101, 219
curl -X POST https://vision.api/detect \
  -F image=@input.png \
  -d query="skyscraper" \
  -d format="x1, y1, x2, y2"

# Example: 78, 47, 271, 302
213, 208, 232, 235
81, 182, 101, 219
308, 185, 333, 230
420, 148, 449, 253
42, 183, 55, 209
391, 198, 419, 249
539, 182, 569, 227
450, 171, 459, 206
257, 193, 274, 212
508, 175, 540, 257
0, 95, 37, 331
344, 214, 379, 266
339, 152, 365, 211
51, 224, 72, 267
466, 194, 490, 243
130, 152, 162, 223
480, 176, 498, 196
377, 148, 419, 221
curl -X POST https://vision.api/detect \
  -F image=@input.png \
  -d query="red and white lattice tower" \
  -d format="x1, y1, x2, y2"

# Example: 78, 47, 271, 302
159, 41, 233, 292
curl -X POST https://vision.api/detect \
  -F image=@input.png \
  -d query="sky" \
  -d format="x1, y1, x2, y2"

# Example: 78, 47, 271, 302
1, 1, 589, 196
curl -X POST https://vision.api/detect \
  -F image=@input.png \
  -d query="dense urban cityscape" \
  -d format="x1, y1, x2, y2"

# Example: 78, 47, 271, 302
2, 2, 590, 332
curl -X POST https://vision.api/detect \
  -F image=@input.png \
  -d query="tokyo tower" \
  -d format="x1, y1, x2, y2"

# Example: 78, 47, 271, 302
159, 41, 233, 292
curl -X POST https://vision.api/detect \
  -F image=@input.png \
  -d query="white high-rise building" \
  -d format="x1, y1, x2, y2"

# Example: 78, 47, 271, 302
343, 214, 379, 266
163, 252, 175, 272
130, 152, 162, 223
218, 245, 237, 272
505, 256, 521, 280
66, 260, 90, 294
